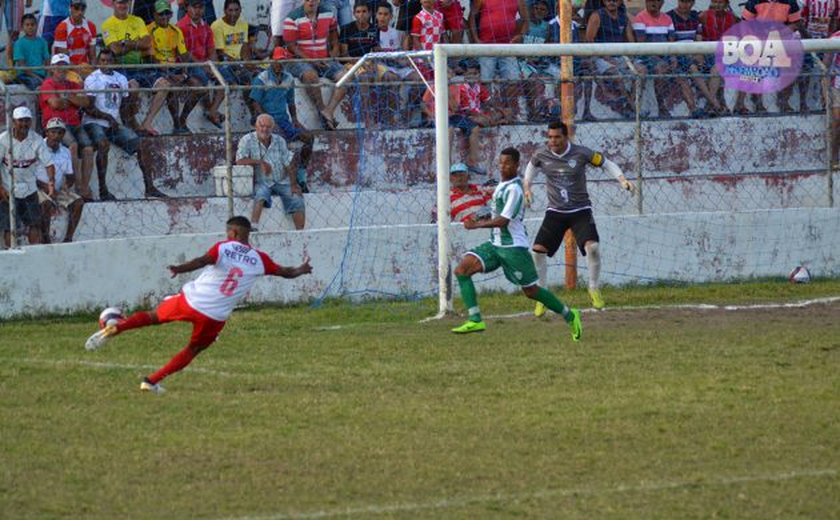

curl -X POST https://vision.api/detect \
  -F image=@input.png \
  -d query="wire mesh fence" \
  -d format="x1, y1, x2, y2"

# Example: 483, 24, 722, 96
0, 56, 837, 252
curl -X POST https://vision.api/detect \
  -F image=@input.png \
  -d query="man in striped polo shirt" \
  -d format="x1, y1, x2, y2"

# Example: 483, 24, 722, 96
451, 148, 582, 341
525, 121, 635, 313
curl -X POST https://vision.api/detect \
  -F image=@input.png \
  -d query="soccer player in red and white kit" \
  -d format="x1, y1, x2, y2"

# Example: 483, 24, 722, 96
84, 216, 313, 394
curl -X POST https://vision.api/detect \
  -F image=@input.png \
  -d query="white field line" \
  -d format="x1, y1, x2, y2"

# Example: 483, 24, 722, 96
321, 296, 840, 330
0, 357, 239, 377
206, 468, 838, 520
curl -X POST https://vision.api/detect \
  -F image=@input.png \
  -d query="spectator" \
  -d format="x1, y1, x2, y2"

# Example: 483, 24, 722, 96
272, 0, 344, 46
340, 2, 379, 58
284, 0, 347, 130
430, 163, 493, 223
102, 0, 174, 136
3, 0, 33, 70
633, 0, 676, 118
148, 0, 202, 134
37, 118, 85, 243
519, 0, 554, 120
0, 106, 55, 247
393, 0, 421, 49
411, 0, 445, 81
585, 0, 635, 118
435, 0, 465, 43
177, 0, 226, 128
13, 13, 50, 91
39, 0, 71, 50
236, 114, 306, 231
826, 29, 840, 166
82, 49, 169, 200
251, 47, 316, 193
52, 0, 97, 76
738, 0, 801, 113
376, 1, 423, 125
798, 0, 838, 112
212, 0, 259, 122
176, 0, 217, 25
39, 53, 95, 201
468, 0, 530, 123
699, 0, 737, 113
549, 16, 595, 121
668, 0, 724, 117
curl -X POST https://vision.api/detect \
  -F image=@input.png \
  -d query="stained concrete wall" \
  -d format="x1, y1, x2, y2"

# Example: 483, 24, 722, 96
2, 207, 838, 319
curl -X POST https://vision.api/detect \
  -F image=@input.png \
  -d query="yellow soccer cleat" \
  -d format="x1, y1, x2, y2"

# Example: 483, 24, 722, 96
452, 320, 487, 334
588, 288, 605, 310
534, 302, 546, 317
569, 309, 582, 342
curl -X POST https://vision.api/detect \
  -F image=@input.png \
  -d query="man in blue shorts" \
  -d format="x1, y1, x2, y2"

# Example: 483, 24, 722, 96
235, 114, 305, 231
250, 47, 315, 193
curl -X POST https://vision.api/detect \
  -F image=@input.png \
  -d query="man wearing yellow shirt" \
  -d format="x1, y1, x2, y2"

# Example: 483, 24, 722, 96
101, 0, 171, 136
211, 0, 257, 121
148, 0, 202, 134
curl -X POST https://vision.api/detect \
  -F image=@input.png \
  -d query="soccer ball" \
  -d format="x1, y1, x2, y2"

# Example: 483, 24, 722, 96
789, 266, 811, 284
99, 307, 124, 329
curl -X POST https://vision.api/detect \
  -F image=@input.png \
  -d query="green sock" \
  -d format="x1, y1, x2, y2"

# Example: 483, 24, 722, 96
535, 287, 572, 323
456, 274, 482, 322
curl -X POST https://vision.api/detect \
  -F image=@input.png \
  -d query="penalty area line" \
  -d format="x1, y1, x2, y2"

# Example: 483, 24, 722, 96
204, 468, 837, 520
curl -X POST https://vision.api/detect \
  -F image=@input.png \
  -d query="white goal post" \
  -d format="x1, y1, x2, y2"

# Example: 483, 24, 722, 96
432, 38, 840, 317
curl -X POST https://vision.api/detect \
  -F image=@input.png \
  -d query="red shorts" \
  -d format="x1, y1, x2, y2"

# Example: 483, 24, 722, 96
155, 293, 226, 348
435, 0, 465, 31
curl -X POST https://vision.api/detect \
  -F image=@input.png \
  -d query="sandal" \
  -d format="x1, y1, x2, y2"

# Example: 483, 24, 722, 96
206, 111, 225, 129
319, 110, 337, 131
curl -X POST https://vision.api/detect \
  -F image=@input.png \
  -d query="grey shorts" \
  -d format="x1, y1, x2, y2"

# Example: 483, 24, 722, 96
62, 124, 94, 150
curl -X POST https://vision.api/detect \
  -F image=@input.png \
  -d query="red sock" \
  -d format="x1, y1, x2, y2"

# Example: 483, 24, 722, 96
116, 311, 154, 333
148, 346, 197, 384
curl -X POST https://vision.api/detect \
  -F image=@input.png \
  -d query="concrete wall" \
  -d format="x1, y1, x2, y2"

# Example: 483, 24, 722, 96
2, 207, 839, 319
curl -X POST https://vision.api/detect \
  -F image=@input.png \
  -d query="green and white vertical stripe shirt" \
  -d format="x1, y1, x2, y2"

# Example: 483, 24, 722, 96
490, 177, 529, 248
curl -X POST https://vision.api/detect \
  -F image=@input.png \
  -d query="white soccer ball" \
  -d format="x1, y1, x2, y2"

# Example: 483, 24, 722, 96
99, 307, 124, 329
789, 266, 811, 284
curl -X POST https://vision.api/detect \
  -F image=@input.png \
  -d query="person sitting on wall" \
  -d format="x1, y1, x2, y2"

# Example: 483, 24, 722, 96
236, 114, 306, 231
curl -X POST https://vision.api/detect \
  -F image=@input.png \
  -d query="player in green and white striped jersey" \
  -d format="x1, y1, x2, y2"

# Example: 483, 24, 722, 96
451, 147, 583, 341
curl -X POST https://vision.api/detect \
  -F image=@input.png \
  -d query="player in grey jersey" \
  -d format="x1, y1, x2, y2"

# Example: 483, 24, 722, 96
524, 121, 635, 312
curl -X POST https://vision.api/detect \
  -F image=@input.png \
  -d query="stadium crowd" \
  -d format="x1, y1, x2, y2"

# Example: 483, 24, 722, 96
1, 0, 839, 243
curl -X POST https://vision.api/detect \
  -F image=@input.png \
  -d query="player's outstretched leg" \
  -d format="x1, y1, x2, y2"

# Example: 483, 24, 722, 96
523, 285, 582, 342
141, 344, 204, 394
584, 242, 604, 310
85, 311, 158, 351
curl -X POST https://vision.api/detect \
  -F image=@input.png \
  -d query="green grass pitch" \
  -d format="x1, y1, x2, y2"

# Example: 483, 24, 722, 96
2, 281, 839, 519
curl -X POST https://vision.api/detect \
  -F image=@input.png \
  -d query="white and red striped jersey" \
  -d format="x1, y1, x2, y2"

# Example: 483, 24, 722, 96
182, 240, 279, 322
411, 9, 444, 50
803, 0, 839, 38
458, 84, 490, 114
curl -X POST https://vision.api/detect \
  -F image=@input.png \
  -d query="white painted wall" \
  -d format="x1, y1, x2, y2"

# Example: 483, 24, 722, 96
2, 207, 838, 319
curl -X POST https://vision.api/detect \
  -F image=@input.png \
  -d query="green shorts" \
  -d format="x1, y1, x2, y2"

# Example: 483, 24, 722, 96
467, 242, 539, 287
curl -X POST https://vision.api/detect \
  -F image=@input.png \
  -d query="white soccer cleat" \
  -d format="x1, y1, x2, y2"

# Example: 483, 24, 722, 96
84, 324, 118, 351
140, 378, 166, 394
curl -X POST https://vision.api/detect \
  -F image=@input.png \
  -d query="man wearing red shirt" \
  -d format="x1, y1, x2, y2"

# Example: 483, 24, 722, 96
39, 53, 95, 200
177, 0, 225, 127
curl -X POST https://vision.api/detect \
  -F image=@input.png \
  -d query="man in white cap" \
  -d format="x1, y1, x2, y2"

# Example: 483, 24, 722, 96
0, 106, 56, 247
37, 118, 85, 243
40, 52, 95, 201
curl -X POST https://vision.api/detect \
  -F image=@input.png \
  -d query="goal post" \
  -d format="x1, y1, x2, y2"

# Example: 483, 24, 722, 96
432, 37, 840, 317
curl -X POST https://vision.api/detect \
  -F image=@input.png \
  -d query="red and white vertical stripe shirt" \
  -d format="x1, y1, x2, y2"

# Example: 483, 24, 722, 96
182, 240, 280, 322
803, 0, 839, 38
